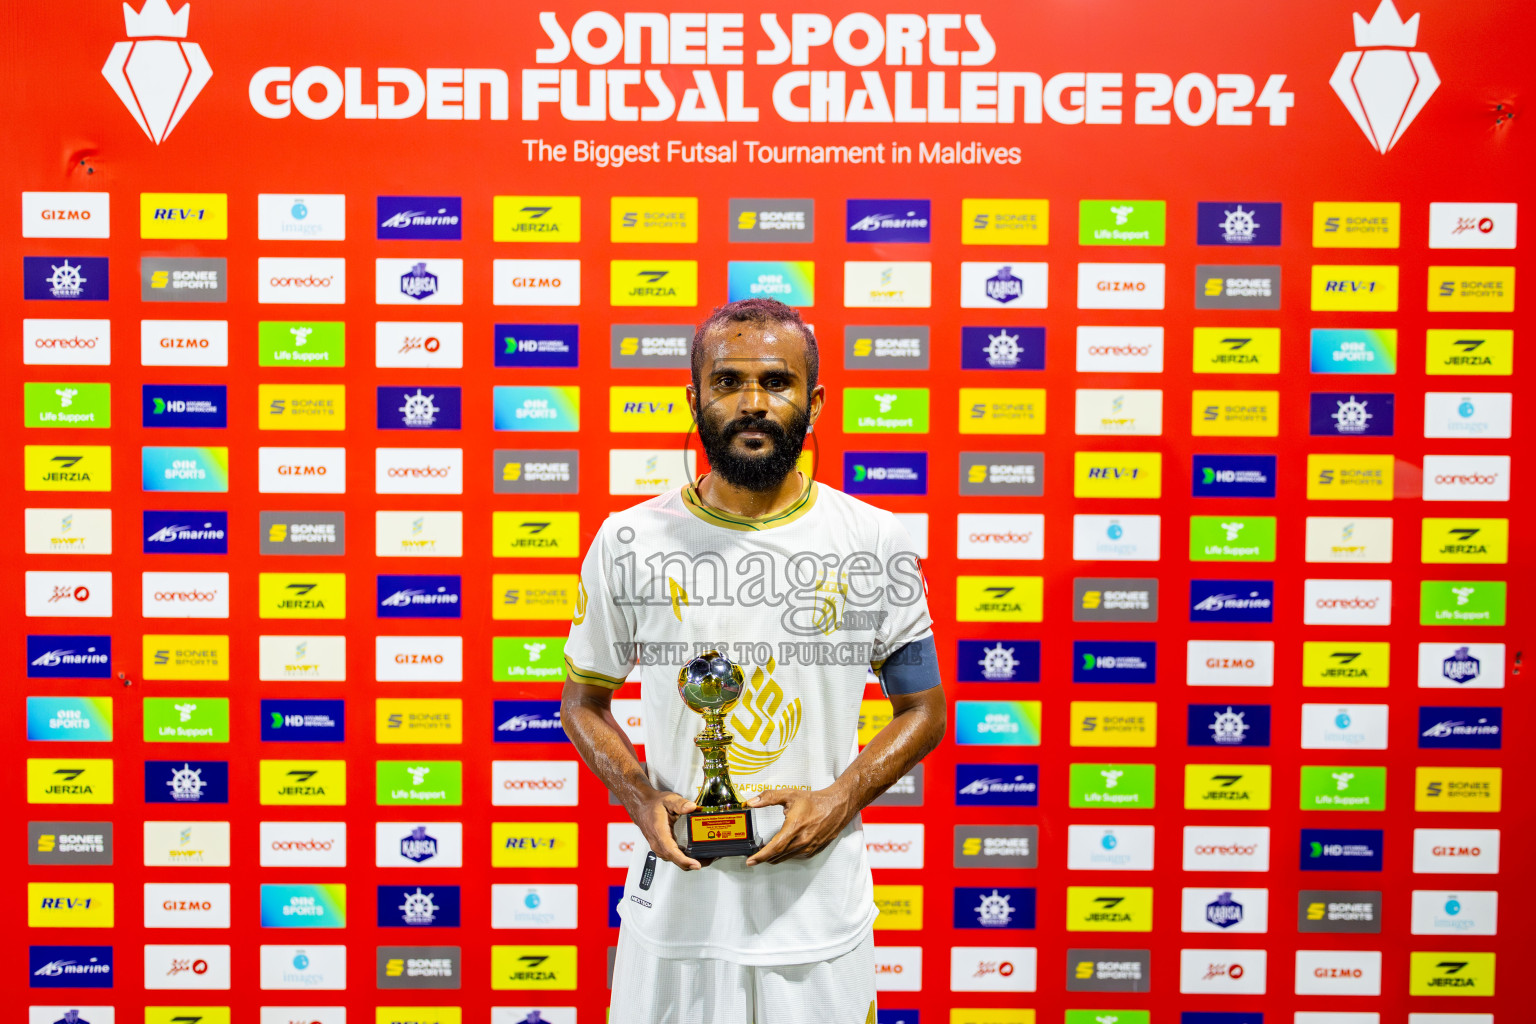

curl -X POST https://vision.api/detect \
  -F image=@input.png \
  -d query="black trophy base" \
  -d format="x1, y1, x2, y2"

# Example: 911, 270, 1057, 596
674, 807, 763, 858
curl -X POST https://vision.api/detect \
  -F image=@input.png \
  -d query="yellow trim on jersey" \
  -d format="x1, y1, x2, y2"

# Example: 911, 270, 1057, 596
680, 472, 819, 532
564, 655, 627, 690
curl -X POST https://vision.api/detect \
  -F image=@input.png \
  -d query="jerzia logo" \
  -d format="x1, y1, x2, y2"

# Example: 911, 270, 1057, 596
102, 0, 212, 145
1331, 0, 1440, 153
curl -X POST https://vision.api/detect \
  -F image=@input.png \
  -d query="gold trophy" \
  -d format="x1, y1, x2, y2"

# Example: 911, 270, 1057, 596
671, 650, 781, 858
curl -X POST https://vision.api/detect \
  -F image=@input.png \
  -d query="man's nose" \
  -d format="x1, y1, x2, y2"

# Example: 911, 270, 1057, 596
732, 382, 771, 417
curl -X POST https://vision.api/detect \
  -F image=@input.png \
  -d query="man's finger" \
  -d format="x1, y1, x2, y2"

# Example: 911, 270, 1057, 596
746, 788, 795, 808
745, 823, 798, 866
660, 791, 698, 815
650, 805, 702, 870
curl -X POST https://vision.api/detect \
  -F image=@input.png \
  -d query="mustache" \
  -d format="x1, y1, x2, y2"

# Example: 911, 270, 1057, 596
720, 417, 790, 442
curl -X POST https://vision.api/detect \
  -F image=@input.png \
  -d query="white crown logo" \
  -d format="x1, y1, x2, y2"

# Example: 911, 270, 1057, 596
1330, 0, 1439, 153
1352, 0, 1419, 46
102, 0, 212, 145
124, 0, 190, 38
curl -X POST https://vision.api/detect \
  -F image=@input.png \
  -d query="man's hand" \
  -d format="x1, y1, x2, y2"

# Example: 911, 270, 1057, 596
743, 786, 857, 866
626, 788, 705, 871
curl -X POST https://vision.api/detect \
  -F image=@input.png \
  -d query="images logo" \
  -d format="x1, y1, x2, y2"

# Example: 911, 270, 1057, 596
1331, 0, 1440, 152
102, 0, 212, 144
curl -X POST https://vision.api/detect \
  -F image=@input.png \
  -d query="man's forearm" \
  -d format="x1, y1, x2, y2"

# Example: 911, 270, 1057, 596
826, 690, 947, 814
561, 688, 655, 809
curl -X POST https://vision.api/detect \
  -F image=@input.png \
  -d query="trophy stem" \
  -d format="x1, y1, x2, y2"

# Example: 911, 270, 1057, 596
693, 707, 744, 810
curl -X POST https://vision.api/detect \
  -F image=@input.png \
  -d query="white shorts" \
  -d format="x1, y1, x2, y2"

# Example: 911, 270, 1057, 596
609, 926, 877, 1024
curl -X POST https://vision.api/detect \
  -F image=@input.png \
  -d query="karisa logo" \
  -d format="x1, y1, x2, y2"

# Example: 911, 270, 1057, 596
1330, 0, 1440, 153
102, 0, 213, 145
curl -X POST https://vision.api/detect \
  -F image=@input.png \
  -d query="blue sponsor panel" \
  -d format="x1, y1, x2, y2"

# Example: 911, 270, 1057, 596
493, 699, 568, 743
378, 884, 461, 927
27, 696, 113, 741
1187, 703, 1272, 747
494, 323, 580, 368
955, 763, 1038, 807
1072, 641, 1157, 683
142, 384, 227, 427
1190, 579, 1274, 623
1191, 454, 1276, 498
609, 884, 624, 927
145, 760, 229, 804
261, 699, 346, 742
1418, 706, 1502, 749
877, 1013, 919, 1024
27, 635, 112, 679
952, 886, 1035, 929
960, 326, 1046, 370
24, 256, 109, 300
956, 639, 1041, 683
377, 196, 462, 239
1195, 201, 1282, 246
377, 575, 462, 619
1181, 1014, 1264, 1024
29, 945, 114, 988
843, 452, 928, 496
377, 386, 463, 430
1300, 828, 1383, 872
846, 199, 931, 243
1309, 392, 1395, 436
143, 510, 229, 554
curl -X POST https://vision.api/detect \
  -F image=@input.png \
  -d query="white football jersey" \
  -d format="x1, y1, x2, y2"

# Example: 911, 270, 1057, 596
564, 474, 933, 966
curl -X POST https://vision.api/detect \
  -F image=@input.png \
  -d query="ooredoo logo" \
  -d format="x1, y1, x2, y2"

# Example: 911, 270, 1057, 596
259, 821, 347, 867
1304, 579, 1392, 625
1423, 455, 1511, 502
258, 258, 346, 304
492, 760, 579, 806
142, 572, 229, 618
376, 448, 464, 495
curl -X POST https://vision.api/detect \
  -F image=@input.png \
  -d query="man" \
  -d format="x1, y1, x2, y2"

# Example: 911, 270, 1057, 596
562, 297, 946, 1023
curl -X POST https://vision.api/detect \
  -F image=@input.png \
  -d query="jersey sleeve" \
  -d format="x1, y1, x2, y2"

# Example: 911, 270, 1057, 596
871, 513, 934, 669
562, 522, 637, 690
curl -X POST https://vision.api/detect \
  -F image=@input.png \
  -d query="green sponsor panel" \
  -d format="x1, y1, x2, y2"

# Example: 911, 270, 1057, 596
493, 636, 568, 682
1420, 580, 1506, 626
25, 382, 111, 428
377, 760, 463, 805
1079, 199, 1167, 246
258, 321, 346, 367
1069, 762, 1156, 809
1066, 1013, 1150, 1024
1300, 765, 1386, 811
1189, 515, 1277, 561
843, 387, 930, 434
143, 696, 230, 742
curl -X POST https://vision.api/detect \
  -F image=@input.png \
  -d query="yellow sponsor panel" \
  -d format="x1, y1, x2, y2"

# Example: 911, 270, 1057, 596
951, 1013, 1035, 1024
959, 388, 1046, 434
494, 573, 578, 620
492, 822, 579, 867
1301, 641, 1391, 688
1065, 886, 1153, 931
493, 195, 581, 242
1425, 329, 1513, 376
259, 572, 347, 619
1428, 266, 1515, 312
1191, 390, 1279, 436
28, 881, 114, 927
872, 884, 924, 930
1192, 327, 1280, 373
258, 384, 347, 431
492, 511, 581, 558
609, 386, 694, 432
1409, 951, 1495, 996
960, 198, 1049, 245
611, 196, 698, 243
147, 1010, 231, 1024
1306, 454, 1394, 501
1070, 701, 1157, 748
27, 757, 113, 804
1185, 763, 1272, 809
1073, 451, 1162, 498
25, 445, 112, 492
259, 759, 347, 805
491, 944, 577, 990
140, 192, 229, 239
1421, 518, 1508, 564
859, 699, 894, 746
955, 576, 1043, 622
142, 635, 231, 681
1310, 264, 1399, 311
610, 260, 698, 307
376, 1010, 458, 1024
377, 698, 463, 744
1416, 766, 1501, 812
1312, 201, 1400, 248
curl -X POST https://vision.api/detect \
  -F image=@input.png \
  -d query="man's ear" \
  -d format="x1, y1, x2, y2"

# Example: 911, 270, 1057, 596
685, 384, 699, 425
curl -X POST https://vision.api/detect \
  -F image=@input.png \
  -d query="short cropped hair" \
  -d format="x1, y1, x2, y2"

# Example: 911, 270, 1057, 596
691, 298, 818, 394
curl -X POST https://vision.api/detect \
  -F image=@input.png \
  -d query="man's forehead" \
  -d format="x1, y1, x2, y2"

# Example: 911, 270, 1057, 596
700, 326, 805, 373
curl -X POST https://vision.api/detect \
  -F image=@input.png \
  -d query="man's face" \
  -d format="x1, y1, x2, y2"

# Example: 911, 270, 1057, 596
687, 323, 824, 492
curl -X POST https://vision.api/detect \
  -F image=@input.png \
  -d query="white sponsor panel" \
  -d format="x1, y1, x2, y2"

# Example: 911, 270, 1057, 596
1179, 947, 1266, 994
143, 882, 231, 928
376, 511, 464, 557
1304, 517, 1394, 563
375, 321, 464, 369
864, 823, 925, 869
260, 822, 347, 868
1183, 826, 1270, 872
1296, 1015, 1379, 1024
611, 699, 645, 747
25, 318, 112, 365
1304, 579, 1392, 626
375, 635, 463, 682
258, 447, 347, 494
144, 944, 231, 989
1412, 829, 1500, 874
608, 448, 696, 495
23, 192, 111, 237
844, 262, 933, 308
25, 570, 113, 618
375, 258, 463, 305
1410, 889, 1497, 935
494, 760, 581, 808
257, 193, 347, 241
1077, 262, 1166, 309
607, 821, 645, 867
1071, 514, 1161, 562
950, 947, 1035, 992
1423, 393, 1513, 439
874, 945, 924, 992
1408, 1015, 1493, 1024
491, 883, 578, 929
259, 944, 346, 990
258, 257, 346, 304
142, 571, 229, 619
1418, 642, 1504, 689
893, 512, 929, 559
1074, 389, 1164, 436
958, 262, 1047, 309
956, 513, 1044, 560
1181, 887, 1269, 933
143, 820, 232, 867
1076, 326, 1164, 372
1300, 703, 1388, 750
259, 1007, 346, 1024
29, 1009, 115, 1024
376, 447, 463, 495
493, 259, 581, 305
259, 635, 347, 682
1067, 825, 1155, 871
375, 822, 464, 868
1186, 640, 1276, 687
1422, 455, 1510, 502
25, 508, 113, 555
1294, 949, 1381, 996
1428, 202, 1517, 249
141, 319, 229, 366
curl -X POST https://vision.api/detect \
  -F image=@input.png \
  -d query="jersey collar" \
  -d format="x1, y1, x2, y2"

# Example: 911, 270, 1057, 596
681, 472, 818, 532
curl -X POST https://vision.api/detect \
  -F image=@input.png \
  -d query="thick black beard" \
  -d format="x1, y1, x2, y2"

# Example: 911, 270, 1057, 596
696, 404, 810, 493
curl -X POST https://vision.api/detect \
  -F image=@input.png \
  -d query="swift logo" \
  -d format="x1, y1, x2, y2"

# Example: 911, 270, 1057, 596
102, 0, 213, 145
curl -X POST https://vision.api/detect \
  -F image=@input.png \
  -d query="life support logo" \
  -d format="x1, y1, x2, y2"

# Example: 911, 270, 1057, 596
102, 0, 213, 144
